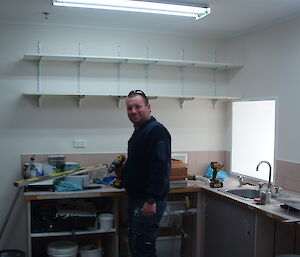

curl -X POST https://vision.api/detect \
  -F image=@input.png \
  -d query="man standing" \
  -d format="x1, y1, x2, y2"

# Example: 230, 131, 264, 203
123, 90, 171, 257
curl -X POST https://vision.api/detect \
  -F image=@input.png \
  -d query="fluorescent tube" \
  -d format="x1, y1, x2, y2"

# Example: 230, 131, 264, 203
53, 0, 211, 20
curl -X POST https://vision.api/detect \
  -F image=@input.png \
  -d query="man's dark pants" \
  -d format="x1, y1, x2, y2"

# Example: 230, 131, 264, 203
127, 198, 167, 257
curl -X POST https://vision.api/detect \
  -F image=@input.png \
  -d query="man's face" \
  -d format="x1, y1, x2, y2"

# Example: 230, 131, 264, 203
126, 95, 151, 126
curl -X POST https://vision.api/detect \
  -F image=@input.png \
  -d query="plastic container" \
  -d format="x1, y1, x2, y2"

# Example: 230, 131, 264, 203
156, 236, 182, 257
47, 241, 78, 257
99, 213, 114, 231
0, 250, 25, 257
160, 201, 185, 227
64, 162, 80, 171
48, 155, 65, 169
79, 245, 103, 257
64, 174, 89, 187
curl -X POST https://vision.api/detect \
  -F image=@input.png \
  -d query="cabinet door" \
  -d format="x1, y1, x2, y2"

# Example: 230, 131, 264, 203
204, 194, 255, 257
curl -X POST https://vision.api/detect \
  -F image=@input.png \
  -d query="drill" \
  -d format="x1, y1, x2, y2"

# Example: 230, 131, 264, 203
107, 155, 126, 173
106, 155, 126, 188
209, 162, 224, 188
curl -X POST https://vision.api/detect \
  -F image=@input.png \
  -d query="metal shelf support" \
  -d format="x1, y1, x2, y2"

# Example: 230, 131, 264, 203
37, 95, 43, 107
212, 99, 218, 109
179, 97, 194, 109
115, 96, 126, 108
77, 95, 85, 107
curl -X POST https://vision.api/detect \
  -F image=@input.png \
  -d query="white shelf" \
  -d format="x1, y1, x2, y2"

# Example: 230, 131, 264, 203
23, 93, 241, 108
31, 228, 116, 238
23, 92, 241, 100
23, 54, 242, 70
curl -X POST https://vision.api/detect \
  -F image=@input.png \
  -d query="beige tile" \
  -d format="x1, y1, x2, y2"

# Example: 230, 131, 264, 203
22, 151, 228, 182
275, 176, 285, 188
186, 151, 226, 176
276, 160, 300, 191
224, 151, 231, 171
284, 177, 300, 193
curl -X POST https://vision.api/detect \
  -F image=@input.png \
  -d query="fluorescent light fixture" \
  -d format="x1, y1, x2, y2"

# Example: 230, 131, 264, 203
52, 0, 211, 20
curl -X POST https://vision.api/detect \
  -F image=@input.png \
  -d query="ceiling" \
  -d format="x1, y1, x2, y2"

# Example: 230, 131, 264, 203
2, 0, 300, 38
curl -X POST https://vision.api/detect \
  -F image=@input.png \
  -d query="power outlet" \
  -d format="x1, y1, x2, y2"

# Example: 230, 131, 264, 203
73, 139, 87, 148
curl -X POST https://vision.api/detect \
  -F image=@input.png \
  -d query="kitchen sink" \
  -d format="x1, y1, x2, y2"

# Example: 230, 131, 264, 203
225, 188, 261, 199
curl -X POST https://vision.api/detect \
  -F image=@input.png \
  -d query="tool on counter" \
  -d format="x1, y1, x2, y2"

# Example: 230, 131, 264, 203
14, 163, 107, 188
209, 162, 224, 188
94, 155, 126, 188
107, 155, 126, 174
107, 155, 126, 188
23, 155, 36, 179
101, 155, 125, 177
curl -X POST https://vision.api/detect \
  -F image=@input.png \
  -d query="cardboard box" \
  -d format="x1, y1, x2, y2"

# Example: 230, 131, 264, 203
170, 159, 188, 176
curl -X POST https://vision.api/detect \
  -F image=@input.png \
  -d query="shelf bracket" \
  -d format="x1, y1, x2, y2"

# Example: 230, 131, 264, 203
179, 97, 194, 109
115, 96, 126, 108
37, 57, 42, 93
212, 99, 218, 109
117, 63, 121, 95
148, 96, 158, 101
37, 95, 43, 107
77, 95, 85, 108
180, 66, 185, 96
144, 64, 150, 94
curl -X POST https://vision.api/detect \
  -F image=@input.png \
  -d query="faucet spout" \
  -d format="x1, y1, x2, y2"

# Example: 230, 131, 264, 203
256, 161, 272, 189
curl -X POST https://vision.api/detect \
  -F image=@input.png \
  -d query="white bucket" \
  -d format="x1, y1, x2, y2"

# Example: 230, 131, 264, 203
79, 245, 103, 257
99, 213, 114, 231
47, 241, 78, 257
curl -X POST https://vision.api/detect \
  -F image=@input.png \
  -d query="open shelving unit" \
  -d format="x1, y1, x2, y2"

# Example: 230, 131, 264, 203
27, 194, 120, 257
23, 53, 243, 108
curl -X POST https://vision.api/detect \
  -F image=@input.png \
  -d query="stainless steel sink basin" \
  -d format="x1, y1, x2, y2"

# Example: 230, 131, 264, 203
225, 188, 261, 199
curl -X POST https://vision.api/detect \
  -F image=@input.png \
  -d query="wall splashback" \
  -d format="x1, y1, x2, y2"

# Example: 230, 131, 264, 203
276, 160, 300, 193
21, 151, 227, 178
22, 152, 299, 192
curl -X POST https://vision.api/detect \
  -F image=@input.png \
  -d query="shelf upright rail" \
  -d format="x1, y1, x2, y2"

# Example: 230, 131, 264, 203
117, 45, 122, 96
212, 51, 218, 109
179, 49, 194, 108
77, 43, 85, 107
145, 46, 150, 95
37, 41, 43, 107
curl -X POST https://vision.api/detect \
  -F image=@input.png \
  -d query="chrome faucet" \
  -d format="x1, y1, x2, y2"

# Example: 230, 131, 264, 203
256, 161, 272, 190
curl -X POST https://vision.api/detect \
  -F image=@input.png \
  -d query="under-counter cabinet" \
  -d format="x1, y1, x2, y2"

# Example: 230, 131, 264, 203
203, 193, 256, 257
25, 191, 121, 257
202, 191, 300, 257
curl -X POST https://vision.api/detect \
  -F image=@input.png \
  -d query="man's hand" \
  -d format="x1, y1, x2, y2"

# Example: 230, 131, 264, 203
142, 201, 156, 216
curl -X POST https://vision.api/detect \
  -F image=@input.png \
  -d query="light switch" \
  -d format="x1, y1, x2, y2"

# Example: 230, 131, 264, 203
73, 139, 87, 148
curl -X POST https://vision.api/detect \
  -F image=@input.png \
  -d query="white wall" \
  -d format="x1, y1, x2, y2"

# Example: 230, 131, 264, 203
226, 16, 300, 163
0, 23, 230, 250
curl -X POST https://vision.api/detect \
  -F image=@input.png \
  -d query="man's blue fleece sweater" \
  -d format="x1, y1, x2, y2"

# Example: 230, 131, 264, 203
123, 117, 171, 201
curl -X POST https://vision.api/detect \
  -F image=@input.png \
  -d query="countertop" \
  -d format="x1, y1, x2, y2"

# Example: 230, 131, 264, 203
23, 183, 202, 200
189, 178, 300, 225
23, 178, 300, 225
